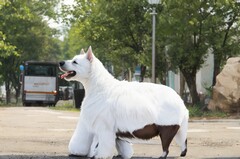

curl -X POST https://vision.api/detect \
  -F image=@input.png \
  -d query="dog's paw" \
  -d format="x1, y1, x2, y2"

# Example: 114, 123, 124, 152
113, 155, 122, 158
69, 154, 87, 157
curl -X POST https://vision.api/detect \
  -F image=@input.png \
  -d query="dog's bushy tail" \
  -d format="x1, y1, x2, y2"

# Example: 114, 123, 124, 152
175, 110, 189, 156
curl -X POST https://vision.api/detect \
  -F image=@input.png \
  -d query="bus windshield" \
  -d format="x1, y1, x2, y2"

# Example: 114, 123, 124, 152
25, 64, 57, 77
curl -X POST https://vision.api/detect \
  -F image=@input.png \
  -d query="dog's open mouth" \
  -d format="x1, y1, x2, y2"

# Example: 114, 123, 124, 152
60, 71, 76, 79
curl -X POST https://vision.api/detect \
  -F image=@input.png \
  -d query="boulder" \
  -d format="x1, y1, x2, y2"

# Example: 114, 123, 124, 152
208, 57, 240, 113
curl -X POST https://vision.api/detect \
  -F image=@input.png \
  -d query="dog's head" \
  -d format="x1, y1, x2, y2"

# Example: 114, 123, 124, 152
59, 46, 94, 82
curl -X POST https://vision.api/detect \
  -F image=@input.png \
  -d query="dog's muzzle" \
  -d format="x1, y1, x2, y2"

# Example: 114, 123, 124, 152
59, 61, 65, 67
59, 61, 76, 79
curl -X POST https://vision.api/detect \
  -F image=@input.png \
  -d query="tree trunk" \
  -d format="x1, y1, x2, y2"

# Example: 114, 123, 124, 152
212, 53, 221, 86
212, 60, 221, 86
15, 85, 21, 104
140, 65, 146, 82
128, 68, 132, 82
179, 71, 185, 98
5, 81, 11, 104
181, 70, 200, 105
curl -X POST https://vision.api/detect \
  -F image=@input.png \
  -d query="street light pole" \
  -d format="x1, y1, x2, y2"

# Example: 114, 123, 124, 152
148, 0, 160, 83
151, 7, 157, 83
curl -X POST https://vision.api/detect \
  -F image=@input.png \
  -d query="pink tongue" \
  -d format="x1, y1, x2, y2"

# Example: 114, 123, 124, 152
60, 72, 69, 79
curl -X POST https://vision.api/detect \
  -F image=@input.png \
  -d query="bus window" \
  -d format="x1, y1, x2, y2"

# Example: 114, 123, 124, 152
25, 65, 56, 77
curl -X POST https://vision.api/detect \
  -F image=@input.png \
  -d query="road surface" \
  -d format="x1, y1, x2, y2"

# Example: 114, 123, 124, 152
0, 107, 240, 159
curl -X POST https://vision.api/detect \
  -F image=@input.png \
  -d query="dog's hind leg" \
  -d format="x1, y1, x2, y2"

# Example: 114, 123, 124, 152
175, 130, 188, 157
158, 125, 180, 159
175, 113, 188, 157
116, 138, 133, 159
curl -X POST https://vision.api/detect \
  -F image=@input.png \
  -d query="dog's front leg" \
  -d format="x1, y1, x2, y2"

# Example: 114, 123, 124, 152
94, 130, 115, 159
68, 119, 93, 156
88, 135, 98, 158
116, 138, 133, 159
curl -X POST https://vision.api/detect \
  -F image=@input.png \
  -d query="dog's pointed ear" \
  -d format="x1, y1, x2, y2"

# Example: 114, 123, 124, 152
87, 46, 93, 62
80, 49, 85, 55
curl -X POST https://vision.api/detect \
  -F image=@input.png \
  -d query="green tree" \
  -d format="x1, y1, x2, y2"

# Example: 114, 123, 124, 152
159, 0, 240, 105
160, 0, 212, 105
0, 0, 61, 103
0, 31, 18, 100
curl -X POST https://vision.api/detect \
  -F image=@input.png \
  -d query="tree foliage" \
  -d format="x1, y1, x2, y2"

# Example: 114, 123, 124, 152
61, 0, 154, 77
159, 0, 240, 104
161, 0, 211, 104
0, 0, 62, 103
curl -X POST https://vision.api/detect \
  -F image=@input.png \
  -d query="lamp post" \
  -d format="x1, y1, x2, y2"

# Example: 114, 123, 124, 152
148, 0, 160, 83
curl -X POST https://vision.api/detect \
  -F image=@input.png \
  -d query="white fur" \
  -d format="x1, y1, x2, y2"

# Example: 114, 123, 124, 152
61, 47, 189, 158
116, 139, 133, 158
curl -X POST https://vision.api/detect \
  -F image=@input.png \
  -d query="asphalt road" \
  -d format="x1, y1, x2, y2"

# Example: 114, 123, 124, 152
0, 107, 240, 159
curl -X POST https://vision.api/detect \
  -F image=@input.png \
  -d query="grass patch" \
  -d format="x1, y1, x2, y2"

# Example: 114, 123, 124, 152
49, 101, 80, 112
0, 102, 22, 107
188, 105, 229, 118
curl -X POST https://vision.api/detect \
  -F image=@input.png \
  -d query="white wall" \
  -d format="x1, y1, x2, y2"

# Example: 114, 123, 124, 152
0, 85, 6, 98
196, 53, 214, 93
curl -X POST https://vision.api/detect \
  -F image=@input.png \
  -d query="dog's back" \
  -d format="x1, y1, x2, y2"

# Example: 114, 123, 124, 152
110, 81, 188, 130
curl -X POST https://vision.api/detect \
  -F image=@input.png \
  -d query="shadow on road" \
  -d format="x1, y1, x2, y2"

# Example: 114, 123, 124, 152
0, 156, 239, 159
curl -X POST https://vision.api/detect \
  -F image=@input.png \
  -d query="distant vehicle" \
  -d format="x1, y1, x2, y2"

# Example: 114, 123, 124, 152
59, 86, 73, 100
21, 61, 59, 106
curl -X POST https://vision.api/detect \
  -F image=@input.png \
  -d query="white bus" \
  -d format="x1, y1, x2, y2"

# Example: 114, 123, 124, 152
22, 61, 59, 106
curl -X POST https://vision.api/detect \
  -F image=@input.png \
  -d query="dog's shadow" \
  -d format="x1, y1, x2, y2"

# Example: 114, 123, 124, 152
0, 155, 166, 159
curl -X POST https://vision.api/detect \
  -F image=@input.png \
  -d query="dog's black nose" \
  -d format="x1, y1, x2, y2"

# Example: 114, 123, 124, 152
59, 61, 65, 67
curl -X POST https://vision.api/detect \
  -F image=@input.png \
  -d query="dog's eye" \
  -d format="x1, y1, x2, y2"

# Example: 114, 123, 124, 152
73, 61, 78, 64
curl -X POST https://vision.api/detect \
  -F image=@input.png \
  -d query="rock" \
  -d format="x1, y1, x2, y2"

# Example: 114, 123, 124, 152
208, 57, 240, 113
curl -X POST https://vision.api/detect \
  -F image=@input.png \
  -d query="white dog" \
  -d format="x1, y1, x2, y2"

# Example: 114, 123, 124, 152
59, 46, 189, 159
